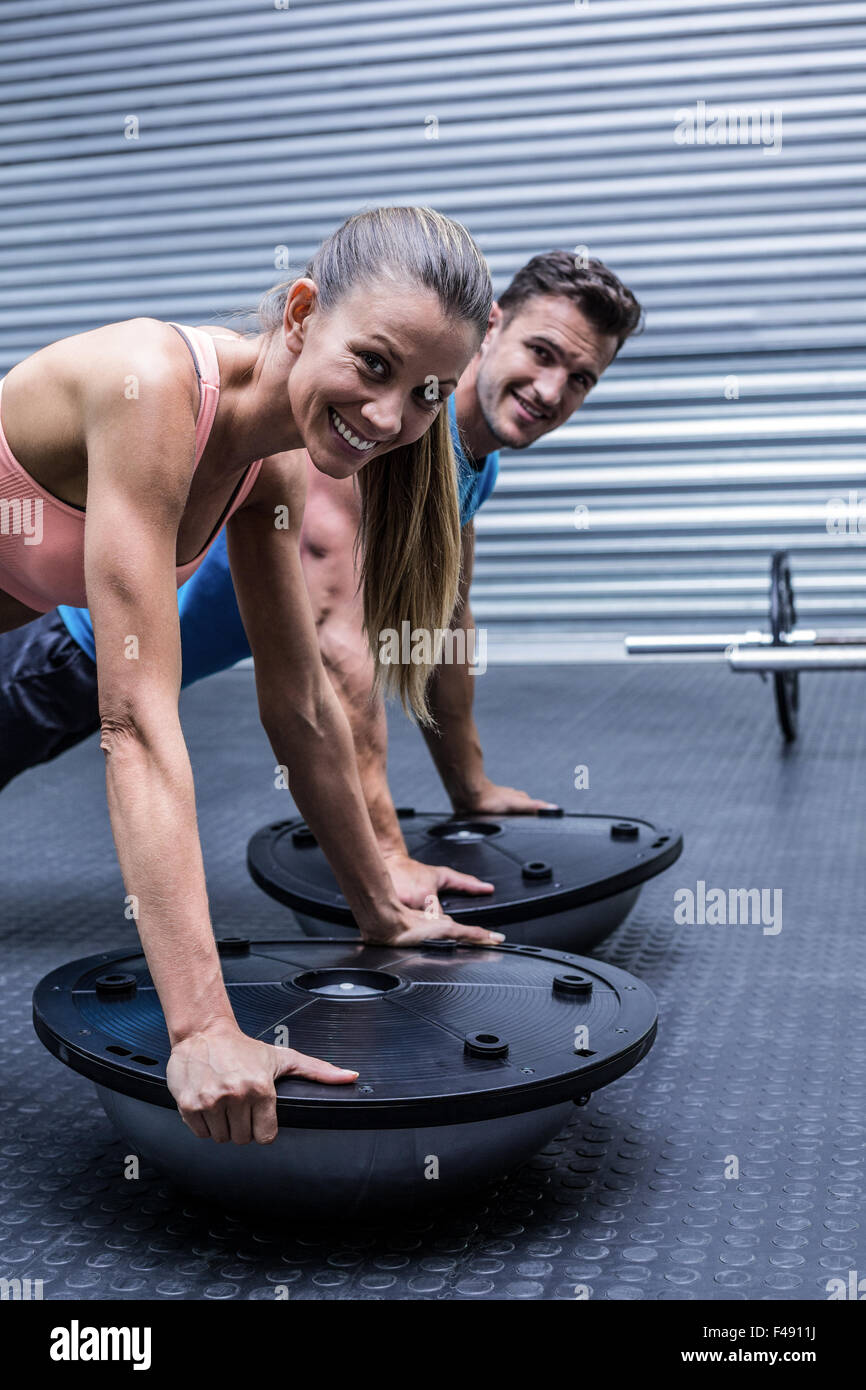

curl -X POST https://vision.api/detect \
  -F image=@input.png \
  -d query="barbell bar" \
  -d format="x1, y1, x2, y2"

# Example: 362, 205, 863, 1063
626, 628, 866, 655
624, 551, 866, 743
728, 646, 866, 671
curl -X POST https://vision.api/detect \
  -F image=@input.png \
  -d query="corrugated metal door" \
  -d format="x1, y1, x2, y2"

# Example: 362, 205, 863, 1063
2, 0, 864, 636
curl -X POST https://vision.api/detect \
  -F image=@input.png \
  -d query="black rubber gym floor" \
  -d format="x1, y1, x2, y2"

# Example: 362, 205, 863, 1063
2, 662, 864, 1301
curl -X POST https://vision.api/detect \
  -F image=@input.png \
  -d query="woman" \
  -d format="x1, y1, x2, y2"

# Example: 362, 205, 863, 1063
0, 206, 502, 1146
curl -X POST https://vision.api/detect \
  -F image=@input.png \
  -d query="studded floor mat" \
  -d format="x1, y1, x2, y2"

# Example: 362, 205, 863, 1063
1, 661, 864, 1300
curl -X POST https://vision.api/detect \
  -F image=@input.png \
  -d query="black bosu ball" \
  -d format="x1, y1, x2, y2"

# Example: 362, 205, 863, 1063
33, 938, 658, 1220
247, 809, 683, 950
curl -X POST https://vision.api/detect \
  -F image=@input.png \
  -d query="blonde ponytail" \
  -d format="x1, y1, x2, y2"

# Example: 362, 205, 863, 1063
356, 407, 461, 724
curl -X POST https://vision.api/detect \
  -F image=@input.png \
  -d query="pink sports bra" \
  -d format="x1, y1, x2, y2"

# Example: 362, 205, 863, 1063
0, 322, 263, 613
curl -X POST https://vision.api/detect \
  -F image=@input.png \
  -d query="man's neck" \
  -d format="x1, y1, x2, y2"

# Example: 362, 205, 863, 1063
453, 357, 500, 462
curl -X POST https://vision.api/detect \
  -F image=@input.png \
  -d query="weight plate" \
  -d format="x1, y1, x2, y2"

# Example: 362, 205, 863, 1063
770, 551, 800, 742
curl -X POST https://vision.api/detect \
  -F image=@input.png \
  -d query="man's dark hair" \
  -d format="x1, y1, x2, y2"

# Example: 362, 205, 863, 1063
497, 250, 643, 352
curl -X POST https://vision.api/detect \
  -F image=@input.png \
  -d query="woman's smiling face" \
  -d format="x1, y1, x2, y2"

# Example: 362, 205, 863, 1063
284, 277, 481, 478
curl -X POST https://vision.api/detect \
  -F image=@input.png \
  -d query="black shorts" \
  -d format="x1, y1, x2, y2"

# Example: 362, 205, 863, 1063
0, 610, 100, 791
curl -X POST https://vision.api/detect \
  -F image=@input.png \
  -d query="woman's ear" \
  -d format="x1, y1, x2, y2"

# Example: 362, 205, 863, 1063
283, 278, 319, 351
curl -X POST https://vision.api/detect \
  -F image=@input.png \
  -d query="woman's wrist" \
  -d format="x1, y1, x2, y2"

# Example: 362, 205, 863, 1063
168, 1010, 238, 1047
162, 968, 237, 1046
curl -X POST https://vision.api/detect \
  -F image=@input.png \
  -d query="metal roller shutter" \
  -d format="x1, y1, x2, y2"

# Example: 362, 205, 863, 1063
2, 0, 864, 639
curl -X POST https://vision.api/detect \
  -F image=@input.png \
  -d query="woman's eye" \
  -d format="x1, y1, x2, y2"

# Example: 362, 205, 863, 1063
359, 352, 387, 375
416, 388, 442, 410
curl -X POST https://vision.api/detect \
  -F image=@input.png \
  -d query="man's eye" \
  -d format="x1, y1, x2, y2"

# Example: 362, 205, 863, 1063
531, 344, 549, 361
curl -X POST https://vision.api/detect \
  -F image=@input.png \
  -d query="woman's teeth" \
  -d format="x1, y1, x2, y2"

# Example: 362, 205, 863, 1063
329, 407, 376, 452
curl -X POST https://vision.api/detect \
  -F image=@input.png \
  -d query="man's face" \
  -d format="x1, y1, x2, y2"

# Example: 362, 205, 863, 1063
474, 295, 619, 449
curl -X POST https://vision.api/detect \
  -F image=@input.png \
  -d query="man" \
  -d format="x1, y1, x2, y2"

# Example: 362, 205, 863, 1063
0, 252, 642, 910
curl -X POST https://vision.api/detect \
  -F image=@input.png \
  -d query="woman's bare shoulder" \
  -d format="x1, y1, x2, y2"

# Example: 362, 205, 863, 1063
0, 319, 200, 494
195, 323, 247, 342
9, 317, 197, 401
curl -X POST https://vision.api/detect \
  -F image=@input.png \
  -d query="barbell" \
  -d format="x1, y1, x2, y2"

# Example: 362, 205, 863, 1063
625, 551, 866, 743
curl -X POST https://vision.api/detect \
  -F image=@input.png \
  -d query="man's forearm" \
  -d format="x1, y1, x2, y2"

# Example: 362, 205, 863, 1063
422, 636, 487, 808
421, 526, 488, 809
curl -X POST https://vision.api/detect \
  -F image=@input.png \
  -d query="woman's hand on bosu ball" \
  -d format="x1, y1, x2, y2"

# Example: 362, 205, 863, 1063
166, 1021, 359, 1145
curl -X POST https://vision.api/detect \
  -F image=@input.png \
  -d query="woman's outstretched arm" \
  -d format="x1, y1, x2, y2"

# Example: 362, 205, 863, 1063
82, 326, 357, 1146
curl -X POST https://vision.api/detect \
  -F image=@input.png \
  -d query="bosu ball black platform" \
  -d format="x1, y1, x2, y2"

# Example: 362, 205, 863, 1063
247, 809, 683, 949
33, 937, 657, 1221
